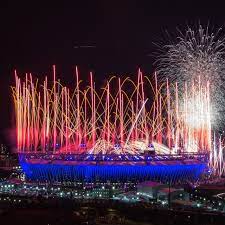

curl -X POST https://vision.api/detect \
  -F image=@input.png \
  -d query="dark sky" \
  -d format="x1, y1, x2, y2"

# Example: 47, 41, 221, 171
1, 2, 225, 147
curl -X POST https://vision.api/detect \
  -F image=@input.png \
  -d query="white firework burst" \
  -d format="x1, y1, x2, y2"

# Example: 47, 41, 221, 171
155, 25, 225, 129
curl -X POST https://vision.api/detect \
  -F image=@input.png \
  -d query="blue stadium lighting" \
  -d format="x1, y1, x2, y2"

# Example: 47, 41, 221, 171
18, 153, 208, 184
148, 143, 154, 148
80, 143, 86, 148
114, 143, 121, 148
65, 156, 73, 161
87, 155, 93, 160
19, 159, 207, 183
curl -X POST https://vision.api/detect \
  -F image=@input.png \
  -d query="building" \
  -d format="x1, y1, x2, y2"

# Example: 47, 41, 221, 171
137, 181, 189, 202
137, 181, 167, 199
158, 187, 189, 201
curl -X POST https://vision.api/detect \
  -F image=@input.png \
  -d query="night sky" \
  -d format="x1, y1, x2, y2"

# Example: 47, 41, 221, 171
1, 2, 225, 148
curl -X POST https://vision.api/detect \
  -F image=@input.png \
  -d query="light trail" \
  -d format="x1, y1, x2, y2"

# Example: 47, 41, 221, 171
12, 67, 213, 155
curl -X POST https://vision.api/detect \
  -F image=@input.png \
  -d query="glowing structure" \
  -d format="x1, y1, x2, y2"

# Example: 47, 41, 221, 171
12, 67, 210, 183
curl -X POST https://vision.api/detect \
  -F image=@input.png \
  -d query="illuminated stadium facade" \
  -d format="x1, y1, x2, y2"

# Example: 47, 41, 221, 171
13, 67, 211, 184
19, 153, 208, 183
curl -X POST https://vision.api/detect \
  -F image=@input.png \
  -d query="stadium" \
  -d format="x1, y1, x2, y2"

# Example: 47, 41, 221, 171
13, 67, 210, 184
19, 153, 208, 183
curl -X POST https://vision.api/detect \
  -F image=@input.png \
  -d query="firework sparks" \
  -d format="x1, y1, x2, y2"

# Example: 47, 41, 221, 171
12, 67, 212, 155
155, 24, 225, 128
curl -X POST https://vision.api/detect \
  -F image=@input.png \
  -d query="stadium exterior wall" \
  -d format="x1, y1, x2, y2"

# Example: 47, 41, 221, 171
20, 160, 207, 183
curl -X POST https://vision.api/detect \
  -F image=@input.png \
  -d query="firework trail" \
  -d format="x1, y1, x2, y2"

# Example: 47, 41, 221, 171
12, 67, 212, 155
155, 24, 225, 129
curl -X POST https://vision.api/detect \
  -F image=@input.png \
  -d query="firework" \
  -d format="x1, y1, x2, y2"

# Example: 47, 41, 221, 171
12, 67, 212, 155
155, 25, 225, 128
